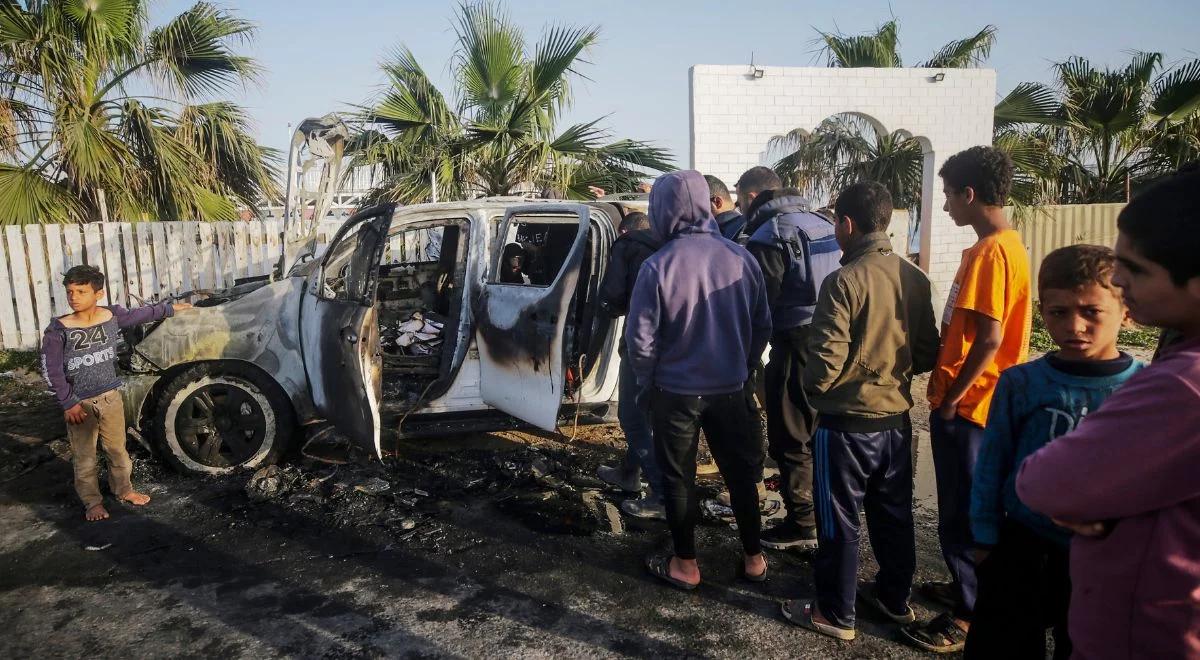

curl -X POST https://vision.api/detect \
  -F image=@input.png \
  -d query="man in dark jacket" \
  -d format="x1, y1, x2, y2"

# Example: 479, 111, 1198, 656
627, 169, 773, 589
781, 181, 939, 640
705, 175, 745, 241
596, 212, 666, 519
744, 181, 843, 550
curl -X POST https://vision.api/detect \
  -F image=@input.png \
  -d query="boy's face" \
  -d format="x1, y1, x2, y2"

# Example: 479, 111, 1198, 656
941, 183, 972, 227
1112, 232, 1200, 331
65, 283, 103, 312
1039, 283, 1126, 361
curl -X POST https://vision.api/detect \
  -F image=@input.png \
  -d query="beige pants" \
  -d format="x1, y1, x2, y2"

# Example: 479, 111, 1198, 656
67, 390, 132, 508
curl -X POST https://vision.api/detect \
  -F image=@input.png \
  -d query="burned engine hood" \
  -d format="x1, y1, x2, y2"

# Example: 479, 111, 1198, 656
131, 276, 316, 420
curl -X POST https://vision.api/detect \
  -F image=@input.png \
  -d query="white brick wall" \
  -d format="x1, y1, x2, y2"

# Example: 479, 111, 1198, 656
689, 65, 997, 309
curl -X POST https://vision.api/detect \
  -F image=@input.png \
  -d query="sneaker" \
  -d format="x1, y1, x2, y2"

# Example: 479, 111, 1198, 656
620, 496, 666, 521
761, 520, 819, 550
597, 464, 642, 493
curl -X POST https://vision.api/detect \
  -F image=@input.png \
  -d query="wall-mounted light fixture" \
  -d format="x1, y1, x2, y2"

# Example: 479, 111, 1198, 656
749, 52, 764, 79
931, 72, 946, 82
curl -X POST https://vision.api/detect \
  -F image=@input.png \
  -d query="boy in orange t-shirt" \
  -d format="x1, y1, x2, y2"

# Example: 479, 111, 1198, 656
900, 146, 1031, 653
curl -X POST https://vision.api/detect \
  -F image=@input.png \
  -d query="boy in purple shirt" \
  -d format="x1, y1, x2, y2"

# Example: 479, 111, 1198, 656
41, 265, 189, 521
1017, 165, 1200, 658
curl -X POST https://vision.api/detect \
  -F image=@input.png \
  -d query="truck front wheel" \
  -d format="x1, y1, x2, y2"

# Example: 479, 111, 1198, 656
152, 364, 295, 475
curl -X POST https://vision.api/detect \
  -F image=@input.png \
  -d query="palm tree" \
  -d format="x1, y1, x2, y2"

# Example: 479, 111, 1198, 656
769, 114, 923, 209
995, 53, 1200, 204
348, 1, 674, 204
817, 20, 996, 69
778, 20, 996, 212
0, 1, 279, 225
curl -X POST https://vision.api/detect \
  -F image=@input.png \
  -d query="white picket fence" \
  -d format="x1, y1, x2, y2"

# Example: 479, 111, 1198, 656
0, 219, 345, 351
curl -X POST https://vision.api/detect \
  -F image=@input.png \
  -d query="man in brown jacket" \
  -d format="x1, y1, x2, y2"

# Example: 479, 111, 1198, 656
781, 181, 939, 641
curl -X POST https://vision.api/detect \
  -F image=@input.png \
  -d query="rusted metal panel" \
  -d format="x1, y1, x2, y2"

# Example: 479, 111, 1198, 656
1013, 203, 1124, 295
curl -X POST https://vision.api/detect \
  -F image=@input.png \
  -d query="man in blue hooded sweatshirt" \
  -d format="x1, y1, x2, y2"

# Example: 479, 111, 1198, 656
626, 169, 773, 589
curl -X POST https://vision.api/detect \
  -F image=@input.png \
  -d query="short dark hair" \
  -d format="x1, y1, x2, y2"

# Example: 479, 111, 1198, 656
1038, 244, 1118, 296
619, 211, 650, 233
704, 175, 732, 202
735, 166, 781, 195
834, 181, 893, 233
1117, 163, 1200, 286
938, 146, 1013, 206
63, 265, 105, 291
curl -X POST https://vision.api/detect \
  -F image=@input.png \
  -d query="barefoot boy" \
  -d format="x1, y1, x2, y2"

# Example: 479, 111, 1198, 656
41, 265, 190, 521
1017, 165, 1200, 658
965, 245, 1143, 659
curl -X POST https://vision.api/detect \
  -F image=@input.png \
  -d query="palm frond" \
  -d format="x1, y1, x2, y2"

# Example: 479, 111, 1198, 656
147, 1, 259, 98
453, 1, 524, 118
61, 0, 142, 60
0, 164, 85, 224
994, 82, 1062, 129
175, 102, 281, 209
1148, 59, 1200, 124
919, 25, 996, 68
818, 20, 900, 68
526, 21, 598, 114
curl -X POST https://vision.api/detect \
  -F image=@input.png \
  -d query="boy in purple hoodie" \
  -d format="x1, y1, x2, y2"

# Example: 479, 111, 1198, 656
626, 169, 773, 589
1017, 165, 1200, 659
41, 265, 189, 521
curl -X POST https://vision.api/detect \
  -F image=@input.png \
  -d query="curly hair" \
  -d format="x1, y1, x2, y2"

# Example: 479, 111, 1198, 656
938, 146, 1013, 206
1038, 244, 1118, 296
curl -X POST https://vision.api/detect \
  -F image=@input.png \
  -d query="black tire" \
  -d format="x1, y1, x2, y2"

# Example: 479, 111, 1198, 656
152, 363, 295, 476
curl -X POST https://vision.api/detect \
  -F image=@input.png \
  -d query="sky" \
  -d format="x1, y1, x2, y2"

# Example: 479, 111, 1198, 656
152, 0, 1200, 168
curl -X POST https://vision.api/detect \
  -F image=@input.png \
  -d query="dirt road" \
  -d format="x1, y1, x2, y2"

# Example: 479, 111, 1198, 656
1, 370, 951, 659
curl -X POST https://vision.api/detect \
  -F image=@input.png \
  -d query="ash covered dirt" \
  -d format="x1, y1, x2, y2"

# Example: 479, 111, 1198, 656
1, 371, 953, 659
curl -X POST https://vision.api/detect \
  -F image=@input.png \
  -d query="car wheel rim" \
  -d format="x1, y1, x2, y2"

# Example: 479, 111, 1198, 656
175, 383, 267, 468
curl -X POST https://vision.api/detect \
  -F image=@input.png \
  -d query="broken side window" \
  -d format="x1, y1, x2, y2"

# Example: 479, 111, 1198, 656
492, 218, 582, 287
321, 220, 382, 303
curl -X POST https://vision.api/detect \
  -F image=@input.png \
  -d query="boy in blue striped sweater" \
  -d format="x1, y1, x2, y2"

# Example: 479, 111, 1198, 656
965, 245, 1143, 658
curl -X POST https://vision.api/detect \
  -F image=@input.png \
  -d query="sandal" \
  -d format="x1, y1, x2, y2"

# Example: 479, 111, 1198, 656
856, 582, 915, 624
645, 554, 699, 591
899, 612, 968, 653
781, 599, 855, 641
737, 558, 768, 583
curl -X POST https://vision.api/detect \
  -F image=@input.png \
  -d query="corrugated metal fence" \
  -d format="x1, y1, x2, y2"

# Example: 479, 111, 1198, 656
1013, 203, 1125, 292
0, 219, 342, 350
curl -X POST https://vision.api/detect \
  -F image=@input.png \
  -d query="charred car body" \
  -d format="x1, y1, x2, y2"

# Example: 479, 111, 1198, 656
119, 199, 647, 475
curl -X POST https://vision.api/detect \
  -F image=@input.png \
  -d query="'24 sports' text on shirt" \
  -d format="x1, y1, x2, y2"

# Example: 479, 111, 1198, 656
41, 302, 176, 410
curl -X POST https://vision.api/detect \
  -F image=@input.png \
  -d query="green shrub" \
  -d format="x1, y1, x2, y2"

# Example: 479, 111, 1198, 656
0, 350, 39, 372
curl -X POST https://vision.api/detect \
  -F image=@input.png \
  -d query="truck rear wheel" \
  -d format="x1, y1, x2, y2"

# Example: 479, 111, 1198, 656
152, 363, 294, 475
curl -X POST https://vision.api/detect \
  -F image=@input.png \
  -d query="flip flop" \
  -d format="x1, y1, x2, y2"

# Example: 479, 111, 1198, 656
781, 599, 855, 641
737, 559, 768, 583
645, 554, 699, 591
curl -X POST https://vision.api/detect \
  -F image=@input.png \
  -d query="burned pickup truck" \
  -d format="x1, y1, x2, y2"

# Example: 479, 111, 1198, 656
118, 199, 646, 475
